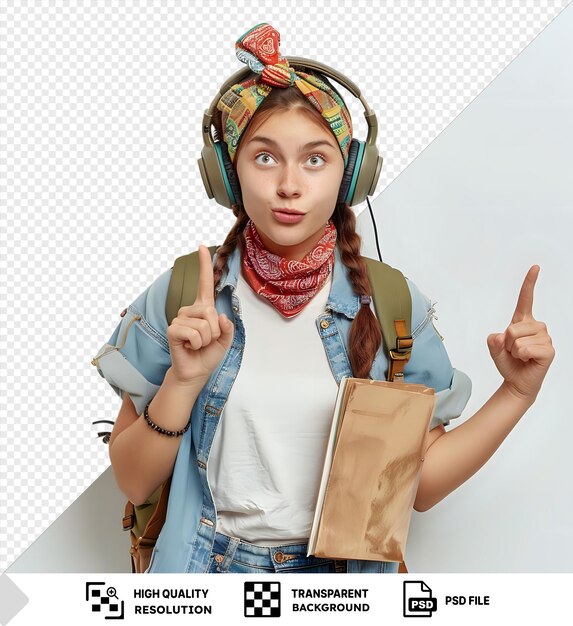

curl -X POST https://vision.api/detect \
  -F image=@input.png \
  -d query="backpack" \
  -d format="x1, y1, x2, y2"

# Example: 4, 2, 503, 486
122, 246, 413, 573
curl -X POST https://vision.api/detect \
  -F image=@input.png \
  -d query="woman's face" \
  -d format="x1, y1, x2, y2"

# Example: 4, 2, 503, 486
235, 107, 345, 261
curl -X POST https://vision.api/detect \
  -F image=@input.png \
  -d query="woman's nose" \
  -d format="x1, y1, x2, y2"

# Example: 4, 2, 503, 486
276, 163, 302, 197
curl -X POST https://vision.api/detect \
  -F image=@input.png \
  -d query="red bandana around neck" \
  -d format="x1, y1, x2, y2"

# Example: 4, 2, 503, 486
241, 220, 337, 318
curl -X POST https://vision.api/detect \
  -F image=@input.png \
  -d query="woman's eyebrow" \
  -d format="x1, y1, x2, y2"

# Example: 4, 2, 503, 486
248, 135, 337, 151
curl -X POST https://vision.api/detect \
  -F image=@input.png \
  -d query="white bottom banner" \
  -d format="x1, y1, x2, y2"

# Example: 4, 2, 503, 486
1, 572, 569, 625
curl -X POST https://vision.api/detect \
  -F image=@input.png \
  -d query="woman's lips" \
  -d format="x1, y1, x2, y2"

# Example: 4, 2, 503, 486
272, 209, 305, 224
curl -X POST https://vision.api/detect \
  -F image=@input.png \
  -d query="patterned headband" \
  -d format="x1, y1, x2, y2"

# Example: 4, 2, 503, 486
216, 23, 353, 166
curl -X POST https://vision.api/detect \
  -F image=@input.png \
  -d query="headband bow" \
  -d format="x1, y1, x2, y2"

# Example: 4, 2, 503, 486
217, 23, 353, 166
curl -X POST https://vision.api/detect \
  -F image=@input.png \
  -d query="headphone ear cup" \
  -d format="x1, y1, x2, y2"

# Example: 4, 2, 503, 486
198, 139, 242, 209
348, 140, 382, 207
337, 139, 362, 205
214, 141, 243, 207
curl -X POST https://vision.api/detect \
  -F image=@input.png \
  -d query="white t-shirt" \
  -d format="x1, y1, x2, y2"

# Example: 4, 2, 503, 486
207, 270, 338, 545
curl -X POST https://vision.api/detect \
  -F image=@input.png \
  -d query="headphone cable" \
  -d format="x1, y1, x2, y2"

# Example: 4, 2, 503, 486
366, 196, 383, 262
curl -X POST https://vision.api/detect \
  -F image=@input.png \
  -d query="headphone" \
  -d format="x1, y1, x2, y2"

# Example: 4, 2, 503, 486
198, 56, 382, 209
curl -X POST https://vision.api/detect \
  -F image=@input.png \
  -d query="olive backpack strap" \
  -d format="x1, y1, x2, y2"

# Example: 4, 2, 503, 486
364, 256, 413, 575
363, 256, 413, 382
123, 477, 172, 573
165, 245, 220, 326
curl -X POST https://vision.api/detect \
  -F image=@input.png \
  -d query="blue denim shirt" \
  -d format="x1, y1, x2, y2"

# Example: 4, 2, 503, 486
91, 246, 471, 573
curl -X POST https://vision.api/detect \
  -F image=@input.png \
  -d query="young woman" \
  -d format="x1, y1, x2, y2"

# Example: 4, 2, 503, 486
91, 23, 555, 574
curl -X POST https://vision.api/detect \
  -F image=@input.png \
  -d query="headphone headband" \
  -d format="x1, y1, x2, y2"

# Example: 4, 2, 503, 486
198, 56, 382, 208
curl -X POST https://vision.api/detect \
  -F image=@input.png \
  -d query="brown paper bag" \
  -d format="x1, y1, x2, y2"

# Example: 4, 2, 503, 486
308, 377, 436, 562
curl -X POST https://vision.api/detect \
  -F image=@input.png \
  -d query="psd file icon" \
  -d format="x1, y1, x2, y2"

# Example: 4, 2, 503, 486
403, 580, 437, 617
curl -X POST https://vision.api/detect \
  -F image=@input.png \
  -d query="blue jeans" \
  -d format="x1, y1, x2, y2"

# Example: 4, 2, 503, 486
206, 532, 348, 574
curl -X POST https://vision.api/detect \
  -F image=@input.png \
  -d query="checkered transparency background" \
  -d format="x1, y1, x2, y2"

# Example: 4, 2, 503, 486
1, 0, 570, 572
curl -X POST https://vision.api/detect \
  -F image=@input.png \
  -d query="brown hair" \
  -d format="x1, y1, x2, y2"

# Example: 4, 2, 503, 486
211, 79, 382, 378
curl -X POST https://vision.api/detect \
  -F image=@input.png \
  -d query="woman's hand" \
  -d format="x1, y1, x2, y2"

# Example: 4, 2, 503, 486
487, 265, 555, 403
166, 245, 234, 385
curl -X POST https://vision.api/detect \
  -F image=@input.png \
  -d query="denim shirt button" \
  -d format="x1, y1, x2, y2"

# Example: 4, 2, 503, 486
320, 319, 330, 329
200, 517, 214, 527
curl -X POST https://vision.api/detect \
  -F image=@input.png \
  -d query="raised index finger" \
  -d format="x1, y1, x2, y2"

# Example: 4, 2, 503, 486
195, 245, 215, 305
511, 265, 540, 323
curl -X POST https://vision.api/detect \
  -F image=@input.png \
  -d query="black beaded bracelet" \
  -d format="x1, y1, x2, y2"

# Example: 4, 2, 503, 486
143, 402, 191, 437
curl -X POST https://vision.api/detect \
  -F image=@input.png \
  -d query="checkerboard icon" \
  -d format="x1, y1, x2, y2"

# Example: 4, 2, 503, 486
244, 581, 281, 617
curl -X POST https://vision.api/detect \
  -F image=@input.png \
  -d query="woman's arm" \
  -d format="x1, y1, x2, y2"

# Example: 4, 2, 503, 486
414, 265, 554, 512
109, 367, 205, 505
108, 246, 234, 505
414, 382, 533, 511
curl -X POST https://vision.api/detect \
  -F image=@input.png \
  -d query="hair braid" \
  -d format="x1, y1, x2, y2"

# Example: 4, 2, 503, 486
213, 205, 249, 293
332, 202, 382, 378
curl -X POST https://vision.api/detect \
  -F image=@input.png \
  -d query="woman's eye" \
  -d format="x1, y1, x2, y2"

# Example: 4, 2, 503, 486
255, 152, 276, 165
307, 154, 326, 167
